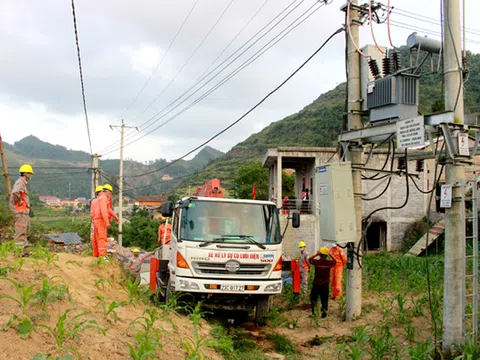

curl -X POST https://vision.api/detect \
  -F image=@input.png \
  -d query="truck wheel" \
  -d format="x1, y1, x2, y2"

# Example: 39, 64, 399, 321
255, 295, 270, 326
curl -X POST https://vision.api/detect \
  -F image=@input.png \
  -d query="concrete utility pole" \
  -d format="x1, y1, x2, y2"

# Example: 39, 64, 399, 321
443, 0, 465, 350
91, 154, 101, 199
345, 0, 363, 321
110, 120, 137, 246
0, 134, 12, 197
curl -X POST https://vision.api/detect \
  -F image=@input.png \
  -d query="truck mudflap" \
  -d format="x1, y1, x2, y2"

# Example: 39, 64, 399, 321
172, 275, 282, 295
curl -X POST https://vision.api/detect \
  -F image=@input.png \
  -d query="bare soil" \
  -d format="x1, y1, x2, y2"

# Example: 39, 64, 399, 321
0, 252, 221, 360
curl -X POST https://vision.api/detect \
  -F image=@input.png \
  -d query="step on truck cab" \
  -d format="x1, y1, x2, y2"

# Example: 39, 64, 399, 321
152, 196, 300, 325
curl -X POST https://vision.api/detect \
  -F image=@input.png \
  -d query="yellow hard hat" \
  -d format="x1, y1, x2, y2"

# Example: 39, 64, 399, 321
95, 185, 104, 193
132, 248, 140, 253
298, 241, 306, 248
320, 247, 329, 255
19, 164, 34, 174
103, 184, 113, 193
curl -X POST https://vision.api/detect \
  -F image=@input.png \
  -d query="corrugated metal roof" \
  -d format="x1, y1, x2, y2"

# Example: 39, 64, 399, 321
45, 232, 83, 245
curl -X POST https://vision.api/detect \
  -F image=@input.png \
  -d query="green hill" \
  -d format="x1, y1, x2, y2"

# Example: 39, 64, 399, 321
178, 46, 480, 192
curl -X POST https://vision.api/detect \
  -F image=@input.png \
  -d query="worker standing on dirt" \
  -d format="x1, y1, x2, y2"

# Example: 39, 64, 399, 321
298, 241, 310, 297
9, 164, 34, 253
90, 185, 104, 257
329, 243, 347, 299
309, 247, 336, 318
91, 188, 110, 257
102, 184, 119, 223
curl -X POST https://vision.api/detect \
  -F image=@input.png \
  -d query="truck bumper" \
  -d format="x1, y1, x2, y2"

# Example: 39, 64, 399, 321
172, 275, 282, 295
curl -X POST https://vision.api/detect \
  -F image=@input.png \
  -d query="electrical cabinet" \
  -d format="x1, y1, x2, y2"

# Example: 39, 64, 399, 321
316, 162, 357, 244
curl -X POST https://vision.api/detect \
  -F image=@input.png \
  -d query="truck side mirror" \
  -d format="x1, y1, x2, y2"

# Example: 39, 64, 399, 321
292, 212, 300, 228
160, 201, 174, 218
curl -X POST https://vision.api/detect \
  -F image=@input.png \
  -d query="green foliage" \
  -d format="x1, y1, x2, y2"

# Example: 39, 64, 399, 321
0, 277, 37, 315
122, 213, 160, 251
95, 294, 126, 323
38, 308, 105, 355
0, 241, 21, 259
209, 325, 268, 360
126, 308, 166, 360
266, 333, 298, 355
121, 278, 152, 306
2, 314, 35, 339
34, 276, 72, 307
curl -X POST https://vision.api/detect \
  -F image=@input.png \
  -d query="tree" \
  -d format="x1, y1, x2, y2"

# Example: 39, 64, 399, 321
232, 162, 296, 200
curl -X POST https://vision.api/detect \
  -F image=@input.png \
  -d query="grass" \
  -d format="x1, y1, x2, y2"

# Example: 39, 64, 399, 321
209, 325, 268, 360
266, 333, 298, 356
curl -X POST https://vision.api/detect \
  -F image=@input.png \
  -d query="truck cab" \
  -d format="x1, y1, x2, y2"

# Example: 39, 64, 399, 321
153, 196, 299, 325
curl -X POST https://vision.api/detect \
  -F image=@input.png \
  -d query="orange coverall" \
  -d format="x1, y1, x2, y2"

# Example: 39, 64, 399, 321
158, 223, 172, 245
90, 193, 110, 257
107, 195, 119, 223
329, 245, 347, 299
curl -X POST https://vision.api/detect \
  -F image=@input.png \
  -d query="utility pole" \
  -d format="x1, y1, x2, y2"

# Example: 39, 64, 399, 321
345, 0, 363, 321
110, 120, 137, 246
0, 134, 12, 197
443, 0, 465, 350
91, 154, 101, 199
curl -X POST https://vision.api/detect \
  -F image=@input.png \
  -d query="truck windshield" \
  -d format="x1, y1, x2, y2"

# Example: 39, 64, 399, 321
180, 200, 281, 244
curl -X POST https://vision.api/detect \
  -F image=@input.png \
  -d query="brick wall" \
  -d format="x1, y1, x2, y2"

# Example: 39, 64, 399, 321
280, 214, 317, 258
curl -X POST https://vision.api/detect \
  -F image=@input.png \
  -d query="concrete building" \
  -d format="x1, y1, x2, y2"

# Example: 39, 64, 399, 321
262, 146, 449, 257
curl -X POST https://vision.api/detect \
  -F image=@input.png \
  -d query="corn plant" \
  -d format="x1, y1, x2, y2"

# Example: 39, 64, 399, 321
0, 241, 21, 259
394, 293, 411, 325
0, 264, 13, 276
0, 277, 36, 315
95, 294, 126, 323
65, 260, 83, 267
335, 326, 370, 360
90, 256, 110, 268
266, 307, 288, 327
34, 276, 72, 308
33, 354, 74, 360
126, 308, 166, 359
179, 305, 216, 360
367, 323, 398, 359
408, 338, 434, 359
38, 309, 105, 355
94, 277, 112, 290
159, 290, 192, 317
122, 278, 152, 306
2, 314, 35, 339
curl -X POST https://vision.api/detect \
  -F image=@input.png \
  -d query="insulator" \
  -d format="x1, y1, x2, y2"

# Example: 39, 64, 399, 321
392, 50, 401, 72
368, 58, 381, 79
397, 157, 406, 170
416, 160, 424, 172
382, 55, 392, 77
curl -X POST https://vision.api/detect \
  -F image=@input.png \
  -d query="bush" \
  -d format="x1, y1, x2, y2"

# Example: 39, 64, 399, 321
122, 212, 160, 251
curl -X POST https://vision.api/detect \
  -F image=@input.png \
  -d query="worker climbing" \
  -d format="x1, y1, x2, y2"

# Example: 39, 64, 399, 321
329, 243, 347, 299
298, 241, 310, 298
9, 164, 34, 255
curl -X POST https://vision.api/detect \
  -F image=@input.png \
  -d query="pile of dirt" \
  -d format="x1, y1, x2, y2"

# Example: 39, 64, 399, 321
0, 252, 221, 360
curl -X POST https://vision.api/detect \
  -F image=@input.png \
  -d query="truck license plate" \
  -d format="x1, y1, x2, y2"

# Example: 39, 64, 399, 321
220, 285, 244, 292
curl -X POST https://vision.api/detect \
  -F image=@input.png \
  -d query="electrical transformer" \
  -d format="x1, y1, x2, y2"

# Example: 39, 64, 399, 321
316, 162, 357, 244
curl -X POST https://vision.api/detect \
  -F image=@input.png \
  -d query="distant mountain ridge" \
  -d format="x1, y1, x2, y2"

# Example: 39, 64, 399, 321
2, 136, 224, 199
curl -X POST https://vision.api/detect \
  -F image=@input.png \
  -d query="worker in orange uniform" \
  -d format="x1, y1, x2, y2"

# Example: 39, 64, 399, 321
91, 189, 110, 257
102, 184, 119, 223
9, 164, 34, 253
158, 220, 172, 245
298, 241, 310, 297
329, 243, 347, 299
90, 185, 104, 257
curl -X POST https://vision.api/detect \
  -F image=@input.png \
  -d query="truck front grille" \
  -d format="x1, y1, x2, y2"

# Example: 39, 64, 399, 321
192, 262, 271, 276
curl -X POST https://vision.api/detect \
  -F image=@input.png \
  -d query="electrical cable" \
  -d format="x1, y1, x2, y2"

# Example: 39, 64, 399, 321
102, 1, 327, 157
386, 0, 395, 48
119, 0, 201, 119
361, 139, 395, 201
99, 0, 318, 155
361, 135, 394, 180
70, 0, 93, 155
347, 0, 368, 58
369, 0, 385, 54
123, 27, 344, 179
128, 0, 237, 121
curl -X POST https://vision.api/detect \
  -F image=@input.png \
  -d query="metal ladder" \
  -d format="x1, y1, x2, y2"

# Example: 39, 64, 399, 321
461, 179, 479, 343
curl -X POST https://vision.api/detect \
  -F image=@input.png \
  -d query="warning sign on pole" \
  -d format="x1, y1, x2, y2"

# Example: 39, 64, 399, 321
458, 133, 470, 156
396, 116, 425, 149
440, 184, 452, 208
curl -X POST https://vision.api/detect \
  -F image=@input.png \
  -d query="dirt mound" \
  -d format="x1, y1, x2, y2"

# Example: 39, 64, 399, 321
0, 251, 221, 360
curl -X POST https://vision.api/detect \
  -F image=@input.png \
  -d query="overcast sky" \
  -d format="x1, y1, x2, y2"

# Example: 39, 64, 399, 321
1, 0, 479, 163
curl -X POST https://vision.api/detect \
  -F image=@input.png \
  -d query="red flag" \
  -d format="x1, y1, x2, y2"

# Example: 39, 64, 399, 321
252, 183, 257, 200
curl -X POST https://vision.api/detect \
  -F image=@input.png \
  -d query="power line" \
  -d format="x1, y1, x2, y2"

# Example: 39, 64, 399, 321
102, 0, 324, 156
70, 0, 93, 155
98, 0, 305, 154
126, 27, 344, 179
118, 0, 201, 120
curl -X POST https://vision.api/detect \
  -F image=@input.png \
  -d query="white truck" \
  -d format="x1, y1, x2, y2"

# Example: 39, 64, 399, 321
152, 196, 300, 325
